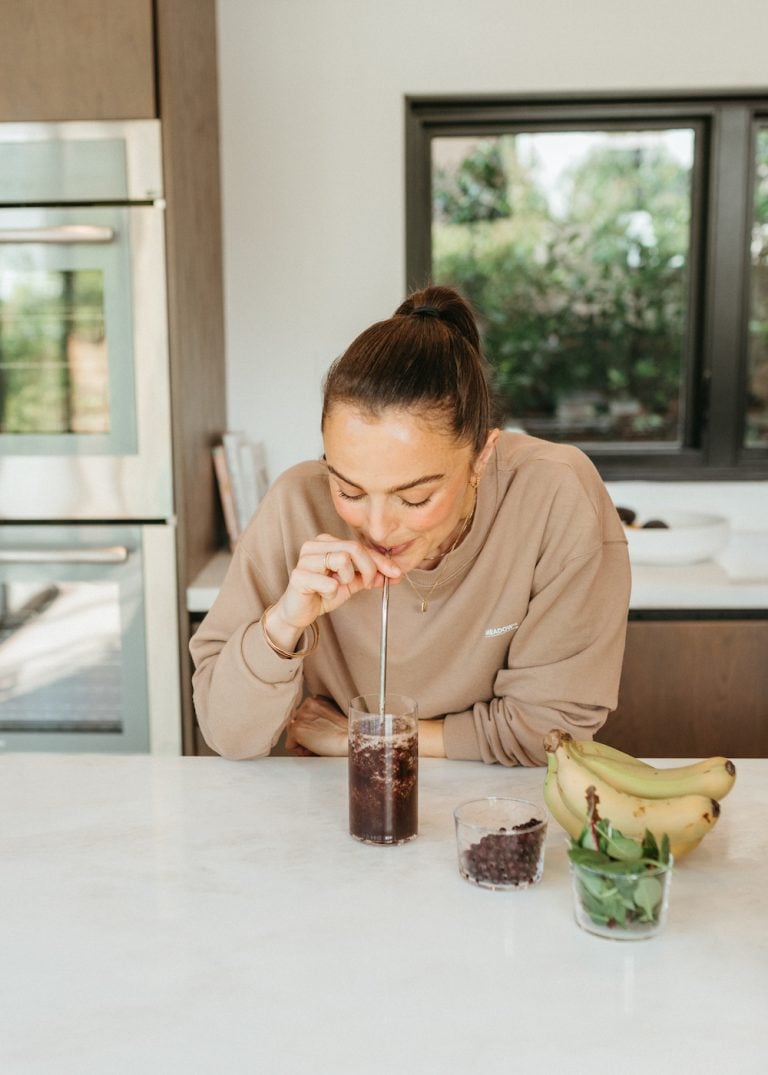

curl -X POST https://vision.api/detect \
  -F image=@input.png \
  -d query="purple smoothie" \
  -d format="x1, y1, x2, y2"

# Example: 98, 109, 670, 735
348, 714, 418, 844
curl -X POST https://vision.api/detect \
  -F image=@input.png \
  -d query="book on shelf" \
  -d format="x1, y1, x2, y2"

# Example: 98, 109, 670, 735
211, 445, 240, 551
221, 431, 249, 534
212, 432, 269, 550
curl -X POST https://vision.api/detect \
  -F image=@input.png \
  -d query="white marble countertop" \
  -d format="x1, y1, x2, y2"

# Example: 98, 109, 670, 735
187, 532, 768, 613
628, 531, 768, 609
2, 755, 766, 1074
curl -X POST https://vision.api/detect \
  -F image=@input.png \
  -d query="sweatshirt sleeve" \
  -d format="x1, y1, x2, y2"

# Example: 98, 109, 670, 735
442, 462, 630, 766
189, 535, 305, 760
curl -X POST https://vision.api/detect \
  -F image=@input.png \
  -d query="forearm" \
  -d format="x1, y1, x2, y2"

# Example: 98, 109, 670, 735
418, 717, 446, 758
262, 602, 312, 655
191, 619, 304, 759
443, 697, 609, 767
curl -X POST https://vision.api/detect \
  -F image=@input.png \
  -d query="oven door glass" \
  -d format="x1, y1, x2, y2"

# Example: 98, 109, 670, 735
0, 207, 172, 519
0, 525, 150, 752
0, 207, 137, 453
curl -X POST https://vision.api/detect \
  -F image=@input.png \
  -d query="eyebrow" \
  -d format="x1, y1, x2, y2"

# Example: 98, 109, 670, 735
324, 462, 446, 494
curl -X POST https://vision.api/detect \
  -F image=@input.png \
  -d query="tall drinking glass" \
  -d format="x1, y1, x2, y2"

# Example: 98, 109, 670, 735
348, 693, 418, 845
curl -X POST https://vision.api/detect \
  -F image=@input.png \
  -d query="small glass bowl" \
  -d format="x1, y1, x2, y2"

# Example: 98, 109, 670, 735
454, 797, 548, 891
569, 858, 673, 941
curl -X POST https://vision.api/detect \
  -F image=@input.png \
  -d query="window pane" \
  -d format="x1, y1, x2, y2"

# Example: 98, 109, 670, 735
746, 126, 768, 448
432, 129, 695, 443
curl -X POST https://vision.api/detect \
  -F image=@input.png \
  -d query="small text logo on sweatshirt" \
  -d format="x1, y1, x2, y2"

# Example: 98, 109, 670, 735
484, 622, 519, 638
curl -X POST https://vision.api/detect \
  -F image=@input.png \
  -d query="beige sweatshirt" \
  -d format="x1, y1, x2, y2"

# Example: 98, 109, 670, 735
190, 432, 630, 764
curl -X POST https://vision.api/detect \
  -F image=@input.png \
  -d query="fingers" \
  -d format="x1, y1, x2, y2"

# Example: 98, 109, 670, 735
287, 695, 349, 757
279, 533, 402, 630
291, 718, 348, 757
297, 695, 346, 724
285, 717, 315, 755
318, 548, 357, 587
305, 535, 401, 587
292, 695, 344, 726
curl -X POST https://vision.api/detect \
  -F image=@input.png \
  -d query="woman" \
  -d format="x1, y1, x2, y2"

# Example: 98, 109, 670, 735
190, 286, 630, 764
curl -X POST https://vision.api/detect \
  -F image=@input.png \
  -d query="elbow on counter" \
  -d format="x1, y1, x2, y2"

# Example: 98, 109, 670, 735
191, 678, 280, 761
194, 712, 276, 761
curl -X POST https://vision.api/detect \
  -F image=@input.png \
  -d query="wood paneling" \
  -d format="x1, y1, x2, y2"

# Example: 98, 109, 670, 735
0, 0, 155, 120
155, 0, 227, 753
598, 620, 768, 758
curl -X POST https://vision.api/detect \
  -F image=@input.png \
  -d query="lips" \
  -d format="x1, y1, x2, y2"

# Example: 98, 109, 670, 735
371, 539, 415, 558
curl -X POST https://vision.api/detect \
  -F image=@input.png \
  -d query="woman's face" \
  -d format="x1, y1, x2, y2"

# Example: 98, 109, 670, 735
322, 405, 496, 572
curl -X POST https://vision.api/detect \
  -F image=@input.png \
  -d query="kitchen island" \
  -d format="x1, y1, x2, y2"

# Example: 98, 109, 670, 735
1, 755, 765, 1074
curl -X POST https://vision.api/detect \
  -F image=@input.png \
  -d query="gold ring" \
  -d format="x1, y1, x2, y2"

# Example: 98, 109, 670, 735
324, 552, 332, 573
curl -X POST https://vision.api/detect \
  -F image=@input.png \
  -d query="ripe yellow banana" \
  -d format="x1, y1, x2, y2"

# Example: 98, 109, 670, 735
570, 743, 737, 801
666, 834, 705, 859
543, 729, 720, 857
543, 753, 583, 839
572, 739, 651, 769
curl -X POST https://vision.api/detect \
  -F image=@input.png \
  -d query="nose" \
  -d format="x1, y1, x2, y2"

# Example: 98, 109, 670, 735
365, 498, 399, 546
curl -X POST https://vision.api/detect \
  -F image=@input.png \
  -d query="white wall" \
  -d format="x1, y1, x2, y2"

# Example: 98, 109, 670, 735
215, 0, 768, 481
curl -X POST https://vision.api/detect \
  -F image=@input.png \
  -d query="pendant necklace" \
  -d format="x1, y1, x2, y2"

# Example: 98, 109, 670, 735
403, 490, 477, 613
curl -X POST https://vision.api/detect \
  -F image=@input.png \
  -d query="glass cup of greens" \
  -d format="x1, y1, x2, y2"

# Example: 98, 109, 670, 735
569, 858, 673, 940
568, 823, 673, 940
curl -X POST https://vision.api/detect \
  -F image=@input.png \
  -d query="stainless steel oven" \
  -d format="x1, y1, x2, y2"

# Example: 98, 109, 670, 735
0, 122, 180, 753
0, 524, 179, 752
0, 121, 172, 519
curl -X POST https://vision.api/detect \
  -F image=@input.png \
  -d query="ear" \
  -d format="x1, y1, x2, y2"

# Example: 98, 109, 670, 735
473, 428, 500, 480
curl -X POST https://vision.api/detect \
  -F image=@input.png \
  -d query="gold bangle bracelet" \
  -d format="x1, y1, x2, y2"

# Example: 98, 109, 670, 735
260, 605, 320, 660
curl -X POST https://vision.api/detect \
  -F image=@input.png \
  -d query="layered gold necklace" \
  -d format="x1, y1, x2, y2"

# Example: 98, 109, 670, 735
402, 491, 477, 613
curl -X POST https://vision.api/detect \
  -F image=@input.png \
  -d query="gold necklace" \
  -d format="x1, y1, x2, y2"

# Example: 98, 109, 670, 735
403, 493, 476, 613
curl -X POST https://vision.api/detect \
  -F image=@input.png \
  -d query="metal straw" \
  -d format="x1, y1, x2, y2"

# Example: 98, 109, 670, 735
378, 577, 390, 718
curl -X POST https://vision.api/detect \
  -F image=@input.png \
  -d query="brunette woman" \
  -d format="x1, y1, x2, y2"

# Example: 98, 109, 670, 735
190, 286, 630, 764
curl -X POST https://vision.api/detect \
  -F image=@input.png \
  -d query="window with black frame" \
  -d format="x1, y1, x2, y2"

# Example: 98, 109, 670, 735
405, 94, 768, 478
748, 124, 768, 450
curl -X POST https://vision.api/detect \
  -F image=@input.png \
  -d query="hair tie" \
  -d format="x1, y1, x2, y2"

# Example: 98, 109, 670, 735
412, 305, 442, 319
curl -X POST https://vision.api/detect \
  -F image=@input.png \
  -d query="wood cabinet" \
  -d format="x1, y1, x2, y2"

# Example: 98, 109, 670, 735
598, 618, 768, 758
0, 0, 227, 754
191, 611, 768, 759
154, 0, 227, 753
0, 0, 156, 121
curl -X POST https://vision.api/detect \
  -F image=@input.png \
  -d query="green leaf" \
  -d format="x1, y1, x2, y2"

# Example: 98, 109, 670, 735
576, 825, 598, 850
633, 876, 663, 921
660, 833, 671, 865
604, 831, 644, 862
595, 819, 613, 843
641, 829, 659, 859
568, 846, 611, 869
604, 897, 629, 927
580, 885, 611, 916
577, 879, 628, 927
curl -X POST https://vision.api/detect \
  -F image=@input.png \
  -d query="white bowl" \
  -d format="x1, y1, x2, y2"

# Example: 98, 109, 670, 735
623, 511, 731, 565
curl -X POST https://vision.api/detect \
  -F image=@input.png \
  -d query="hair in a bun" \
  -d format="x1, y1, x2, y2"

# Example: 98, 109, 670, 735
395, 286, 481, 351
322, 285, 494, 453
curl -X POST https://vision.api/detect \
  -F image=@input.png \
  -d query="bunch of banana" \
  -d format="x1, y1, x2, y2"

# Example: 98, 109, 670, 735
543, 729, 736, 859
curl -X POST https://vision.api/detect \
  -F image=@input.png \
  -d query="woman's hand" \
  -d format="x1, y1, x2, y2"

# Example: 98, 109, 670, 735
286, 695, 348, 756
264, 534, 401, 653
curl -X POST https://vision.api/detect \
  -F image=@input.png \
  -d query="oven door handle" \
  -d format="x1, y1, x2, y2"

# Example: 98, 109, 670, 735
0, 546, 129, 564
0, 224, 115, 244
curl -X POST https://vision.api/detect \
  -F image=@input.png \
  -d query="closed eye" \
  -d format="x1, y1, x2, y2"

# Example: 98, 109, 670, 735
336, 488, 433, 508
